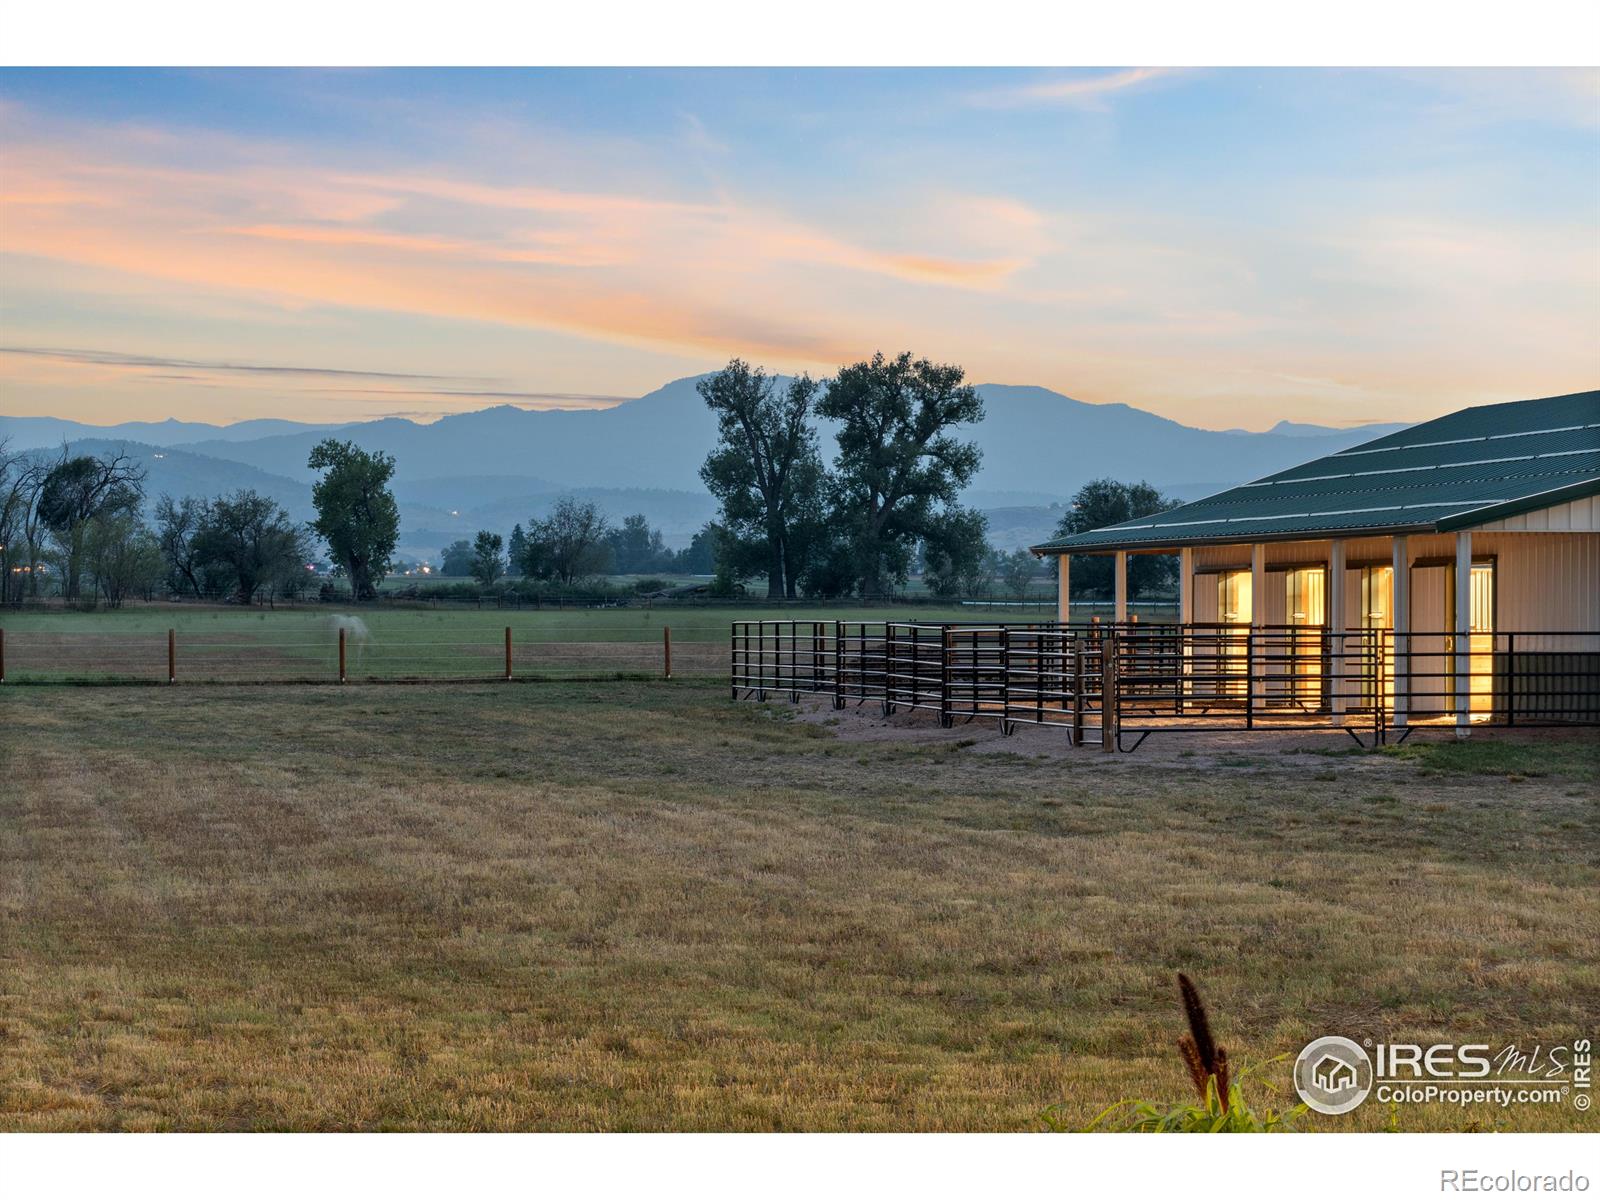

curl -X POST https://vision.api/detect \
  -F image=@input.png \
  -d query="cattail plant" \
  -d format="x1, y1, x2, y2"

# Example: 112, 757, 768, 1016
1176, 972, 1231, 1112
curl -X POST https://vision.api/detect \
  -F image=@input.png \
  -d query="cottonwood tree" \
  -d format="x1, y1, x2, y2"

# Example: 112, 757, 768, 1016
193, 490, 311, 604
155, 494, 209, 598
35, 450, 147, 602
698, 360, 825, 599
919, 508, 992, 598
675, 523, 719, 575
1001, 548, 1043, 600
818, 351, 985, 596
1051, 478, 1179, 598
0, 439, 36, 603
308, 439, 399, 600
439, 539, 474, 577
84, 510, 164, 608
606, 513, 673, 574
470, 530, 505, 586
523, 497, 611, 586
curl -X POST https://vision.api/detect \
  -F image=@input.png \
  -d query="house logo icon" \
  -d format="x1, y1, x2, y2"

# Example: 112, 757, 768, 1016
1312, 1054, 1356, 1093
1294, 1036, 1374, 1115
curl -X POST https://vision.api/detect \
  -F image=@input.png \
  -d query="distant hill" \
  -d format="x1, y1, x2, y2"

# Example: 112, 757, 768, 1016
1, 415, 343, 450
7, 377, 1415, 561
5, 377, 1404, 496
53, 438, 315, 519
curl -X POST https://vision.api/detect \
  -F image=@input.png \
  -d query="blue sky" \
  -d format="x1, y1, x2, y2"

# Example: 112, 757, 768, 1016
1, 67, 1595, 429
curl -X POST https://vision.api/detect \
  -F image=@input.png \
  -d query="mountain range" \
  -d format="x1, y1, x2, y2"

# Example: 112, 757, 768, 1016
2, 377, 1407, 560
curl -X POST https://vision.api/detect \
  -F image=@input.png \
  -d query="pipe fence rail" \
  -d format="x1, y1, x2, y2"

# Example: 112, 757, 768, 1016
730, 619, 1600, 751
0, 625, 713, 685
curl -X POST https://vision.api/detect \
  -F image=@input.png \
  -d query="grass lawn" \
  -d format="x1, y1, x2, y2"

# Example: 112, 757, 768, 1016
0, 604, 1071, 684
0, 602, 1026, 644
1, 680, 1594, 1131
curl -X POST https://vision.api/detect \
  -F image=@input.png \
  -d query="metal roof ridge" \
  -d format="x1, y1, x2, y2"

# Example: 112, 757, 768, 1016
1330, 421, 1600, 459
1245, 447, 1600, 486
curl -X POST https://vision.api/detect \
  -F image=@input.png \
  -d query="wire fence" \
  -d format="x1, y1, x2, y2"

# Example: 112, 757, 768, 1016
731, 619, 1600, 750
0, 625, 720, 684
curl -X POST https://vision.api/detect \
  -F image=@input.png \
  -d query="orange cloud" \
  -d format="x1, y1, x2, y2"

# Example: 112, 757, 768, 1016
0, 128, 1040, 375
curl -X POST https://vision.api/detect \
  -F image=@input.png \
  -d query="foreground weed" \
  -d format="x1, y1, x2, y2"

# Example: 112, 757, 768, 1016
1045, 973, 1308, 1133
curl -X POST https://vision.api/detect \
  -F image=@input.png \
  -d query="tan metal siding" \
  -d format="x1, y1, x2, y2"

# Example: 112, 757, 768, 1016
1473, 532, 1600, 631
1469, 496, 1600, 533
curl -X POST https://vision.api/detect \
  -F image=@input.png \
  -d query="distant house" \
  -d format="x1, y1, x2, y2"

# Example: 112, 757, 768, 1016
1032, 390, 1600, 733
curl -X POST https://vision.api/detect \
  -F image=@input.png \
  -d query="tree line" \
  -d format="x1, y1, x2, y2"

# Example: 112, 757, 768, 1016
438, 506, 718, 588
692, 351, 1176, 600
1, 348, 1181, 607
0, 437, 400, 607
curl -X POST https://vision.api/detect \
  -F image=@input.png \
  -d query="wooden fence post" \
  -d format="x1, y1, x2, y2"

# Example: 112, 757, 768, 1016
505, 626, 513, 681
663, 625, 672, 680
339, 626, 347, 684
168, 628, 176, 685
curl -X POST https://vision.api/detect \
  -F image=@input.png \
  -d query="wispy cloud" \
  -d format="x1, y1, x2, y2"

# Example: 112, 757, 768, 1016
967, 66, 1186, 109
0, 344, 476, 382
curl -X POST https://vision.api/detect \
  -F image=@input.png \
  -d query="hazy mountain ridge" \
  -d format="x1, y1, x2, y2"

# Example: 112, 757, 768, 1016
7, 377, 1410, 561
4, 377, 1404, 492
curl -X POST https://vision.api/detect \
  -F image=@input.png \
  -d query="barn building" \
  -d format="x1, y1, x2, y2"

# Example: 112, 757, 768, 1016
1031, 389, 1600, 734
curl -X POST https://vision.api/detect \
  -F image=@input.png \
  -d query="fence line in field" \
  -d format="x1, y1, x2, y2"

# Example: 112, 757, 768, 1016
0, 625, 711, 685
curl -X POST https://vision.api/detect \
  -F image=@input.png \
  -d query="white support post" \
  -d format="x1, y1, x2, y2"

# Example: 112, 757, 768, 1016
1392, 535, 1410, 728
1057, 555, 1071, 625
1178, 546, 1194, 711
1250, 543, 1267, 710
1114, 551, 1128, 624
1179, 548, 1194, 625
1454, 531, 1472, 739
1329, 539, 1347, 724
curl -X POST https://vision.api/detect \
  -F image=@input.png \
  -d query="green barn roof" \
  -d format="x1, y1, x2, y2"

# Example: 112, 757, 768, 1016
1032, 389, 1600, 553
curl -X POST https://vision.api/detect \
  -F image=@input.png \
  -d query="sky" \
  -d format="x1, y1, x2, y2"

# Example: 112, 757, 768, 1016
1, 66, 1596, 431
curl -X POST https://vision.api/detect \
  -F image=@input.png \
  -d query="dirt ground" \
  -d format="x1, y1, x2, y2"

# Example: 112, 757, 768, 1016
782, 690, 1587, 772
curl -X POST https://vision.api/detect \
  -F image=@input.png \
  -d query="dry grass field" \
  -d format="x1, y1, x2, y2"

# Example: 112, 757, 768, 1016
1, 680, 1595, 1131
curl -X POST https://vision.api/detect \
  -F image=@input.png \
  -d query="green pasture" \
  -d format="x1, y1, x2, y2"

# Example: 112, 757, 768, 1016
0, 602, 1040, 643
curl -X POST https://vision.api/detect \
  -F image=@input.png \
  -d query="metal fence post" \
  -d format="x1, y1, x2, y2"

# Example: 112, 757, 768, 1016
882, 622, 895, 716
505, 626, 513, 681
339, 626, 347, 684
168, 628, 176, 685
1505, 632, 1515, 727
1072, 634, 1084, 747
999, 625, 1011, 734
1101, 631, 1118, 752
939, 625, 952, 728
833, 619, 844, 709
0, 627, 6, 684
1245, 629, 1255, 731
663, 625, 672, 680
